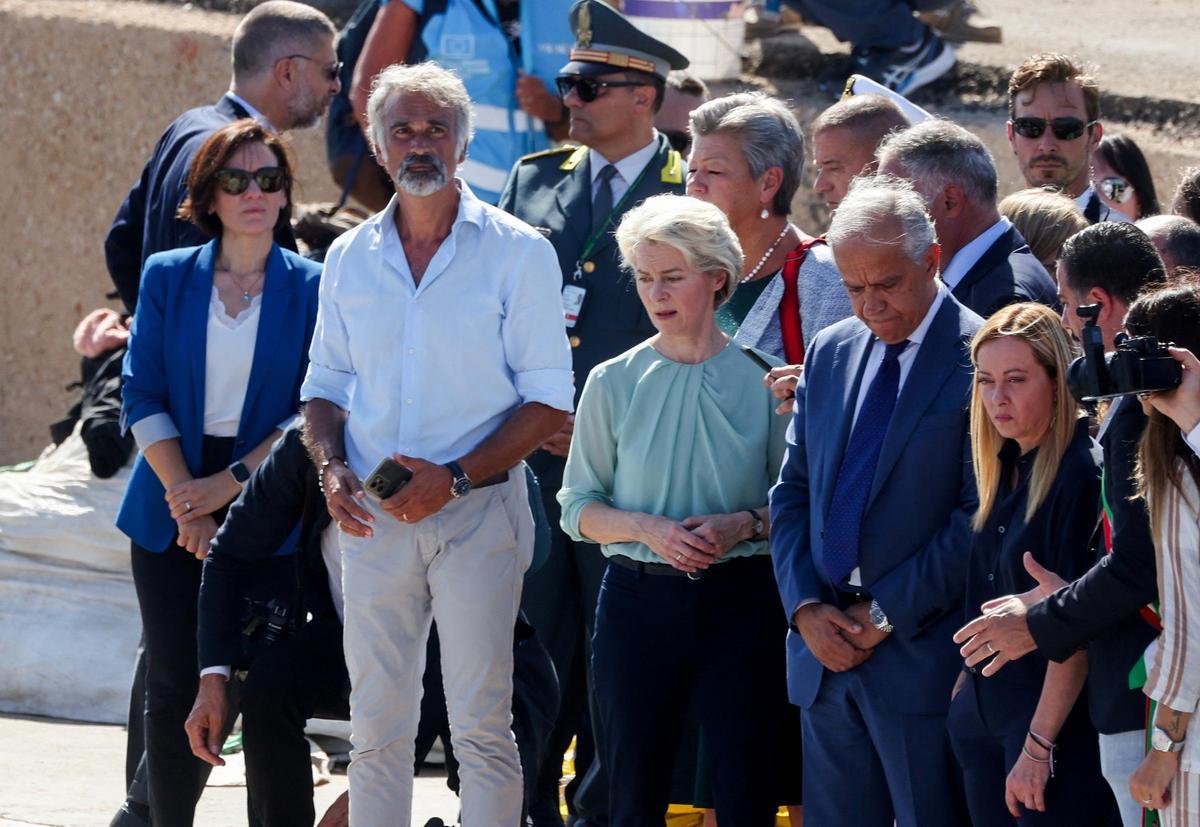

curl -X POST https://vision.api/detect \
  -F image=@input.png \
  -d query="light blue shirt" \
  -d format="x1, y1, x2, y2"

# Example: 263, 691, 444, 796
300, 180, 574, 479
939, 216, 1011, 291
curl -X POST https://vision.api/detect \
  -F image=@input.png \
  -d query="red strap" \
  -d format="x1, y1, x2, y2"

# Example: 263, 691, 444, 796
778, 237, 825, 365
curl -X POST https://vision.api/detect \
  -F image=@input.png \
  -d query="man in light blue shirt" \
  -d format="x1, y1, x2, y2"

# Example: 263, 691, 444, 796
301, 62, 573, 826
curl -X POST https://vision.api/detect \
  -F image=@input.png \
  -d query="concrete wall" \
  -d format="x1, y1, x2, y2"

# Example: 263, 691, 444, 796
0, 0, 339, 463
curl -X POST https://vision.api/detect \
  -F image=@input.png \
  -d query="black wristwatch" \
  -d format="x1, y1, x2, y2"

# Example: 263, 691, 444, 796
445, 460, 472, 499
228, 461, 251, 486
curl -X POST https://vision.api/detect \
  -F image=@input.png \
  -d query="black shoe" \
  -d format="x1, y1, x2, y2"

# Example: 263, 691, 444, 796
856, 26, 955, 95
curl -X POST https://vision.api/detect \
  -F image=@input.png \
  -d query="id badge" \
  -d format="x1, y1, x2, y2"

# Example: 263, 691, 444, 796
562, 284, 586, 328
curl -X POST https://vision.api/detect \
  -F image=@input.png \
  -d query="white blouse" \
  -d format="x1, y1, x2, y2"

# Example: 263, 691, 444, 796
203, 287, 261, 437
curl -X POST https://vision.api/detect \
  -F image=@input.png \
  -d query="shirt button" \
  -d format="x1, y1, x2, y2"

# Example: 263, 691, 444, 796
406, 399, 413, 405
987, 573, 994, 581
407, 348, 415, 355
569, 336, 582, 348
997, 525, 1006, 534
582, 261, 596, 274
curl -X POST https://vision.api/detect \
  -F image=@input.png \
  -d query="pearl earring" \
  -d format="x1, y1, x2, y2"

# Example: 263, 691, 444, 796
760, 207, 769, 220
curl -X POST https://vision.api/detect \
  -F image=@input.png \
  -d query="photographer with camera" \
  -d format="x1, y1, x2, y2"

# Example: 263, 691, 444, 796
954, 221, 1168, 824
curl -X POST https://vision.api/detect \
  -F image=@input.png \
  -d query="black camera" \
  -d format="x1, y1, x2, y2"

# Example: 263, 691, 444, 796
239, 596, 296, 664
1066, 304, 1182, 402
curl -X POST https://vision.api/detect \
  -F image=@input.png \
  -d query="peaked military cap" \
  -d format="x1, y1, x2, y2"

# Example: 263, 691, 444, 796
559, 0, 689, 80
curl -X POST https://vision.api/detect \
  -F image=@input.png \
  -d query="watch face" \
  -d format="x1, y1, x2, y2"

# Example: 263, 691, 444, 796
451, 477, 472, 498
1152, 727, 1184, 753
230, 462, 250, 483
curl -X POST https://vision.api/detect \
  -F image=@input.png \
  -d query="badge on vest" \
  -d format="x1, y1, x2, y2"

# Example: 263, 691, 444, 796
562, 284, 587, 328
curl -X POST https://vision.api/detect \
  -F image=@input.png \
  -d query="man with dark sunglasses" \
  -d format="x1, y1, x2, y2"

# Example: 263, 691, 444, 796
105, 1, 340, 316
1006, 52, 1131, 225
497, 2, 688, 823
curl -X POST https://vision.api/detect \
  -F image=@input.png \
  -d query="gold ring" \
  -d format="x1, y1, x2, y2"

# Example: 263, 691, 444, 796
676, 553, 684, 562
185, 501, 193, 511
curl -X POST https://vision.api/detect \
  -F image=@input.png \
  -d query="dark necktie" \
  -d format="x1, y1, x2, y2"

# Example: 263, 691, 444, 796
591, 164, 618, 237
823, 339, 909, 587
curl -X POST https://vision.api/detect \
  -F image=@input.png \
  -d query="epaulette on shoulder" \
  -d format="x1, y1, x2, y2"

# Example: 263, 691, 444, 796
518, 144, 578, 164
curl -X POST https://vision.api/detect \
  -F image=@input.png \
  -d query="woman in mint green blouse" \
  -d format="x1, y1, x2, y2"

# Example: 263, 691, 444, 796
557, 194, 790, 824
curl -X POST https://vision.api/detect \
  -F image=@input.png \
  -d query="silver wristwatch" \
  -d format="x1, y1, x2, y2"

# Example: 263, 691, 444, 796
1151, 726, 1186, 754
869, 599, 893, 633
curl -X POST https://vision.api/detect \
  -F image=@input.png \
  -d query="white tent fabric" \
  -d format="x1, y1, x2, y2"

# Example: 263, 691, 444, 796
0, 428, 139, 724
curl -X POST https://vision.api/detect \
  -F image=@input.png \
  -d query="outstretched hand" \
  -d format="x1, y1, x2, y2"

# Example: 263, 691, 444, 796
953, 552, 1059, 675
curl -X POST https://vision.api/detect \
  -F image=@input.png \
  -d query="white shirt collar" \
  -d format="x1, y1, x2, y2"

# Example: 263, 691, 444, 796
939, 217, 1011, 291
589, 134, 660, 188
224, 91, 276, 132
378, 178, 486, 250
1075, 185, 1097, 214
905, 281, 949, 348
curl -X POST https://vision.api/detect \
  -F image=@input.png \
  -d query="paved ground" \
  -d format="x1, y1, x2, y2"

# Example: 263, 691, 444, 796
0, 714, 459, 827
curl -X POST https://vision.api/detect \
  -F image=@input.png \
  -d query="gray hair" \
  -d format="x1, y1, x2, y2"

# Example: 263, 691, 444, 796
366, 62, 474, 163
827, 175, 937, 265
616, 194, 744, 308
876, 118, 999, 206
231, 1, 336, 81
689, 92, 805, 217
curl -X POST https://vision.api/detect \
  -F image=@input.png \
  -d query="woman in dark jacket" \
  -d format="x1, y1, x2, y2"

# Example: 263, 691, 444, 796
117, 119, 321, 824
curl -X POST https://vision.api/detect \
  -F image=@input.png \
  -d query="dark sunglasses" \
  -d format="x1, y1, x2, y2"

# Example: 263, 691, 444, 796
285, 53, 343, 82
662, 129, 692, 155
214, 166, 288, 196
1099, 176, 1134, 204
1010, 116, 1097, 141
555, 76, 647, 103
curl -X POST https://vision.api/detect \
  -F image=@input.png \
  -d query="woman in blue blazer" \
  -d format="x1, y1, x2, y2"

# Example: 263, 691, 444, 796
117, 119, 321, 825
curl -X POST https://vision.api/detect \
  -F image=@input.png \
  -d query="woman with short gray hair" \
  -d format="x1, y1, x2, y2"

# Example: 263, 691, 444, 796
559, 194, 790, 824
688, 91, 852, 364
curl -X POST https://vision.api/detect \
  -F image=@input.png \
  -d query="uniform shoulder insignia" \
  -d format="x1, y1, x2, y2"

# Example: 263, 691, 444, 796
519, 144, 577, 163
661, 148, 683, 184
559, 145, 589, 171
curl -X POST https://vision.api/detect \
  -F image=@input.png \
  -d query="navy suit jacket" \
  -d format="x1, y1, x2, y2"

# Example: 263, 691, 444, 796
951, 225, 1059, 319
117, 241, 321, 552
770, 293, 983, 714
105, 94, 296, 313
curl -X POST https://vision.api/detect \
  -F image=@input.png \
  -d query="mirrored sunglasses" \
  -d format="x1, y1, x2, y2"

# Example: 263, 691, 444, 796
1099, 176, 1134, 204
215, 166, 288, 196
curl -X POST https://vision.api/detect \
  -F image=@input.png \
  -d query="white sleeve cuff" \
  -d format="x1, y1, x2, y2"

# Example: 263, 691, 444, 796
300, 363, 355, 410
130, 412, 181, 450
200, 665, 231, 680
515, 367, 575, 414
1187, 423, 1200, 459
277, 413, 300, 432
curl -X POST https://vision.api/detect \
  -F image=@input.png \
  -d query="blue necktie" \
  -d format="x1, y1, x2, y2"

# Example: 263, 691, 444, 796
823, 339, 909, 587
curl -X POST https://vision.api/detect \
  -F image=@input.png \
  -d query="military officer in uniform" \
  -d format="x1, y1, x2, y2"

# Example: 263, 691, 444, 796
497, 1, 688, 823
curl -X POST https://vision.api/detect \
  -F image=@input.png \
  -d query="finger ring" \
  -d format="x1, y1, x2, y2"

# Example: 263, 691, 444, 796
1142, 797, 1152, 804
675, 553, 684, 562
986, 642, 995, 654
402, 513, 409, 522
185, 501, 193, 512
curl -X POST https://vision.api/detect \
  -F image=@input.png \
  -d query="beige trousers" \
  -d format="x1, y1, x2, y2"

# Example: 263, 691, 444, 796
339, 466, 533, 826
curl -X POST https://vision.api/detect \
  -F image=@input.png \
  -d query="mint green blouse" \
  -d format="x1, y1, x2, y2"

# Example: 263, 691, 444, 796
558, 339, 788, 564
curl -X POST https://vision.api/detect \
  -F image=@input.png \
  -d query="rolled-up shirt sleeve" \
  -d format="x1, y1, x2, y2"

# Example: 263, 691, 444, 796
558, 367, 615, 542
122, 256, 181, 450
1144, 474, 1200, 714
300, 246, 356, 409
503, 237, 574, 413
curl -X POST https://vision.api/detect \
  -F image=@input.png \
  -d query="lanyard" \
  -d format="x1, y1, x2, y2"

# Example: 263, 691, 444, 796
572, 157, 653, 281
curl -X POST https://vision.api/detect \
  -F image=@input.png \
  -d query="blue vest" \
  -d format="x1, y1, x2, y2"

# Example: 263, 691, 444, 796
417, 0, 573, 202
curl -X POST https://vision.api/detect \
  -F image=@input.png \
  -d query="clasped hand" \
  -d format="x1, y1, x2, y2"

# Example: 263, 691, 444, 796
793, 602, 882, 672
641, 512, 753, 574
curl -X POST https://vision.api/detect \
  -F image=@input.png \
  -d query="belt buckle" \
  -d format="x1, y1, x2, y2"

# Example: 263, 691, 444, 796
686, 570, 702, 581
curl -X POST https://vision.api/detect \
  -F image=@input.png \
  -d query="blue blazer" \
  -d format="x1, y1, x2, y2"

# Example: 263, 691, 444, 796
770, 294, 983, 715
117, 241, 322, 552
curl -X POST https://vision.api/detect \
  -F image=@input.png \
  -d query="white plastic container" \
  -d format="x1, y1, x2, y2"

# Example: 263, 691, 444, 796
624, 1, 746, 81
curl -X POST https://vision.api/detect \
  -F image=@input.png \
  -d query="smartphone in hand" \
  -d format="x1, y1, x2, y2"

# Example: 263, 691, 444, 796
363, 457, 413, 499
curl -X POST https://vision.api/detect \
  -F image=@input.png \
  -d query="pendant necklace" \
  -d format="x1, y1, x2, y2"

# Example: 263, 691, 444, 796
741, 224, 790, 284
220, 265, 264, 305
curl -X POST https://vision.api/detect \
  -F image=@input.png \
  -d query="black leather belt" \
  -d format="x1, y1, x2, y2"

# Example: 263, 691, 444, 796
609, 554, 704, 580
474, 471, 508, 489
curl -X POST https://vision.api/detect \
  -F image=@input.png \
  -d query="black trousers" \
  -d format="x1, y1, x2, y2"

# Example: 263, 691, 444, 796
128, 435, 233, 826
520, 476, 609, 826
592, 556, 785, 826
949, 675, 1122, 826
241, 617, 350, 826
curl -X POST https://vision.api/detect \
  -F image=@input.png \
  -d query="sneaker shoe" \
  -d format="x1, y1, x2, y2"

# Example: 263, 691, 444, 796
857, 27, 955, 96
919, 0, 1003, 44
